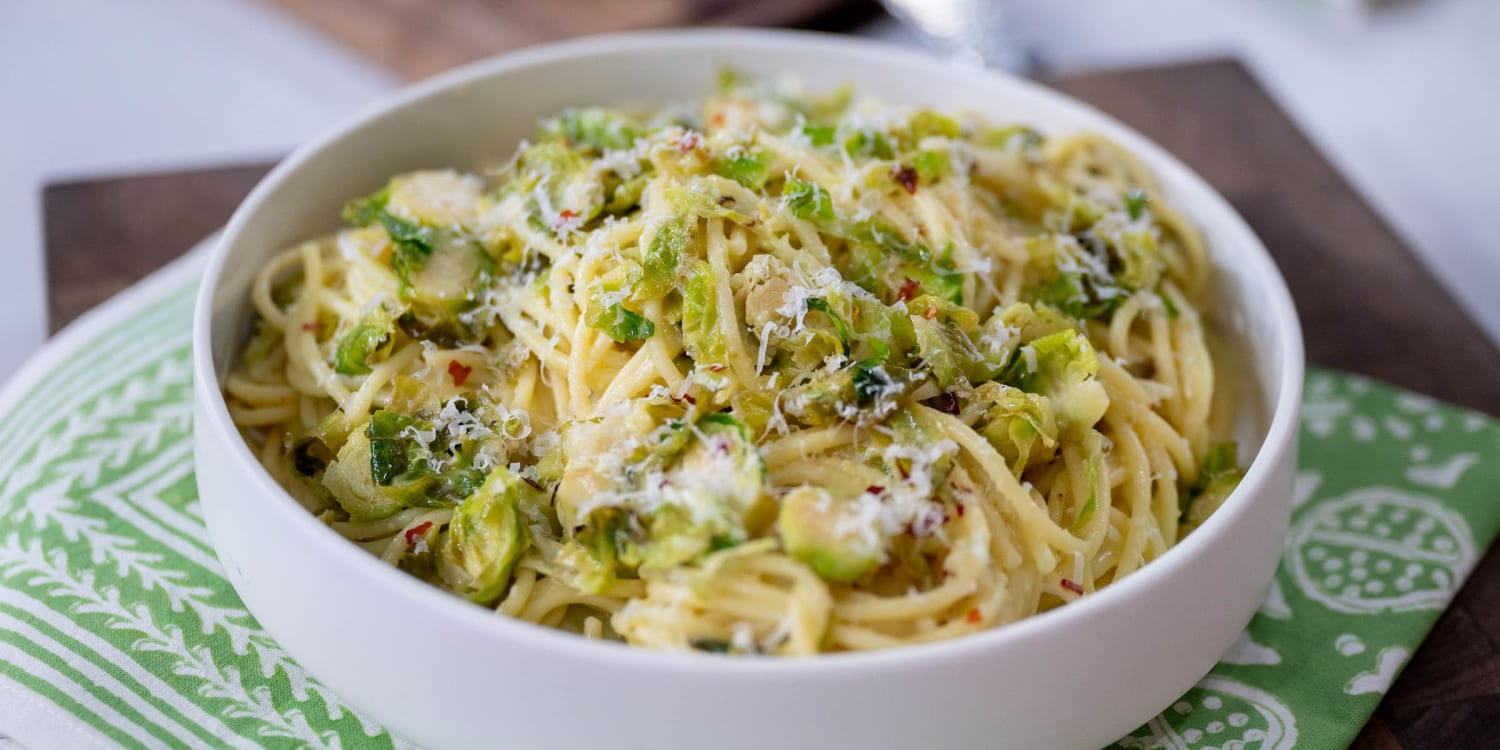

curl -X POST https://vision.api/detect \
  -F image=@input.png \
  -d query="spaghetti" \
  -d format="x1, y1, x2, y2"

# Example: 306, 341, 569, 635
226, 75, 1243, 655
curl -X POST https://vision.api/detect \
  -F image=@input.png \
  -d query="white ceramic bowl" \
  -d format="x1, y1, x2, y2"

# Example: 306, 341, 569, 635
193, 30, 1304, 750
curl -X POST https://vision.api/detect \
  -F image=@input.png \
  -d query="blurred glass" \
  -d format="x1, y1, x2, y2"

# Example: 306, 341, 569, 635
879, 0, 1035, 74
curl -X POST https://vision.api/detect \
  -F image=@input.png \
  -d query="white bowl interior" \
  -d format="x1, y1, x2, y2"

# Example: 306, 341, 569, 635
198, 30, 1303, 750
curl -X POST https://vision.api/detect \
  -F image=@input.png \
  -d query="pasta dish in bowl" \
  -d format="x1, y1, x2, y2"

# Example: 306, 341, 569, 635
194, 30, 1302, 750
227, 75, 1243, 655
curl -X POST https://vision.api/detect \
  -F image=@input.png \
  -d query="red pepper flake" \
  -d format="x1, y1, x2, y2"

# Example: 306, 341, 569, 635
300, 321, 321, 332
896, 278, 921, 303
447, 360, 472, 387
680, 393, 697, 405
936, 392, 960, 414
892, 165, 918, 194
955, 504, 966, 517
966, 608, 982, 624
678, 132, 701, 153
711, 111, 726, 128
404, 521, 433, 546
924, 305, 938, 320
552, 208, 579, 231
707, 364, 728, 372
1061, 579, 1085, 595
865, 485, 885, 495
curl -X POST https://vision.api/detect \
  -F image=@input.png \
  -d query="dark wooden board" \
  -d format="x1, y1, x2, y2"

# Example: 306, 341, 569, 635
42, 59, 1500, 749
42, 163, 271, 332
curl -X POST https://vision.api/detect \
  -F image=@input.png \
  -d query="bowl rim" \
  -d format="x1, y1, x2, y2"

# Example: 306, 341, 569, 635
192, 27, 1305, 676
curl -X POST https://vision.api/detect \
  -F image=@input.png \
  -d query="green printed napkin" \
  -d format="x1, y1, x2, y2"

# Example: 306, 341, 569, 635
2, 257, 1498, 749
1111, 371, 1500, 750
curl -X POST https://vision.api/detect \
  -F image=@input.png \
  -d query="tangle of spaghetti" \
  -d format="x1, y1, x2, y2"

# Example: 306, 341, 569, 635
226, 75, 1242, 655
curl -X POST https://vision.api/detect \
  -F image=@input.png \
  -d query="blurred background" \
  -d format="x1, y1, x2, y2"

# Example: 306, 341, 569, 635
3, 0, 1497, 383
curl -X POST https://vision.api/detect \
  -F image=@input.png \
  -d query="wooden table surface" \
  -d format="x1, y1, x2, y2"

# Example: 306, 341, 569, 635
41, 57, 1500, 749
258, 0, 879, 81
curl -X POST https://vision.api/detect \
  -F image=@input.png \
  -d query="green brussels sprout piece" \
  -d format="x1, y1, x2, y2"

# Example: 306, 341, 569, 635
592, 303, 655, 343
661, 414, 764, 519
1071, 432, 1105, 531
681, 260, 728, 369
781, 176, 835, 221
804, 298, 851, 357
343, 186, 455, 315
342, 187, 392, 229
712, 150, 771, 190
838, 233, 961, 307
911, 150, 950, 183
343, 175, 496, 331
979, 125, 1043, 151
366, 410, 427, 486
603, 172, 650, 214
438, 467, 530, 604
1033, 270, 1125, 321
545, 107, 639, 152
320, 430, 405, 521
637, 217, 690, 301
848, 220, 927, 264
1029, 223, 1165, 319
852, 360, 897, 407
383, 171, 490, 229
333, 306, 397, 375
401, 231, 494, 330
561, 413, 766, 590
884, 407, 957, 485
729, 388, 777, 438
798, 122, 837, 147
636, 504, 713, 572
1158, 292, 1181, 319
899, 110, 961, 148
784, 367, 857, 425
1001, 329, 1109, 439
778, 486, 882, 584
517, 141, 602, 229
1181, 442, 1245, 535
343, 182, 494, 341
974, 382, 1059, 474
851, 296, 916, 363
285, 410, 353, 495
994, 302, 1074, 343
911, 313, 984, 388
553, 400, 662, 531
566, 506, 634, 594
241, 318, 283, 369
352, 408, 492, 509
1109, 228, 1164, 291
689, 638, 734, 654
1124, 188, 1150, 221
662, 182, 749, 222
840, 128, 895, 160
